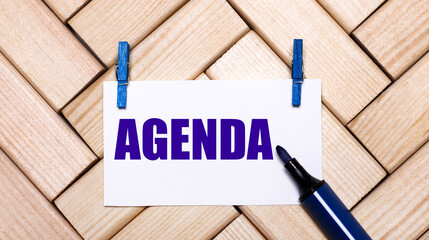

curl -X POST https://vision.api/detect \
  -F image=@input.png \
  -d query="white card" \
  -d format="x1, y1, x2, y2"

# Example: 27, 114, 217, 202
104, 79, 322, 206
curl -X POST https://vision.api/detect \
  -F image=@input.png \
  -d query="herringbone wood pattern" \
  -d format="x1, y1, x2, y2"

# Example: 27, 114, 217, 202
0, 0, 427, 239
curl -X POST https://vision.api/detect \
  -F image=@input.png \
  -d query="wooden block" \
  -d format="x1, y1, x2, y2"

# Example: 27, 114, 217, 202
316, 0, 384, 33
206, 30, 385, 239
348, 53, 429, 173
214, 214, 266, 240
353, 0, 429, 80
62, 0, 249, 157
320, 105, 386, 207
352, 142, 429, 240
241, 205, 325, 239
69, 0, 188, 67
228, 0, 390, 124
113, 206, 239, 240
44, 0, 89, 22
195, 72, 211, 80
0, 53, 97, 201
420, 230, 429, 240
206, 32, 290, 80
55, 160, 144, 240
0, 149, 81, 239
0, 0, 103, 111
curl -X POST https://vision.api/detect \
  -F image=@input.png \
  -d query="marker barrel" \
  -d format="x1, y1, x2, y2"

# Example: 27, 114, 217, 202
301, 183, 372, 240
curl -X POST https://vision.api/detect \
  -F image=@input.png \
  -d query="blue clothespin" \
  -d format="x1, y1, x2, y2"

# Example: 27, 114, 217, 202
117, 41, 130, 108
292, 39, 303, 106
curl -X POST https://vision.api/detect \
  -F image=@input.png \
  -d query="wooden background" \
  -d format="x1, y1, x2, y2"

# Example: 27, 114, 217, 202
0, 0, 427, 239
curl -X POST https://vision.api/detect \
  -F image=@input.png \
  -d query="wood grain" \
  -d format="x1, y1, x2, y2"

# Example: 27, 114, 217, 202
44, 0, 89, 22
0, 0, 103, 111
348, 53, 429, 173
69, 0, 188, 67
195, 72, 211, 80
62, 0, 249, 157
55, 160, 144, 240
228, 0, 390, 124
420, 230, 429, 240
206, 31, 385, 239
0, 53, 97, 201
206, 32, 290, 80
113, 206, 239, 240
241, 205, 325, 240
353, 0, 429, 80
316, 0, 384, 33
214, 214, 266, 240
0, 149, 81, 239
352, 142, 429, 240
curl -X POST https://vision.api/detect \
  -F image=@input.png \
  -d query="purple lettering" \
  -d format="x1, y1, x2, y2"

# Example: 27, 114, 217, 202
192, 119, 216, 159
171, 119, 190, 159
142, 118, 167, 160
114, 118, 273, 161
114, 119, 141, 160
221, 119, 245, 159
247, 119, 273, 159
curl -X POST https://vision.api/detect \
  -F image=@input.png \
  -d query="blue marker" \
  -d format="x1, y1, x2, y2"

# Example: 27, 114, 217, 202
276, 145, 372, 240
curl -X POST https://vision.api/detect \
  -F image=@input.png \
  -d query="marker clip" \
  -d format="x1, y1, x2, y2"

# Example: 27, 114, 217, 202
292, 39, 303, 107
116, 41, 130, 108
